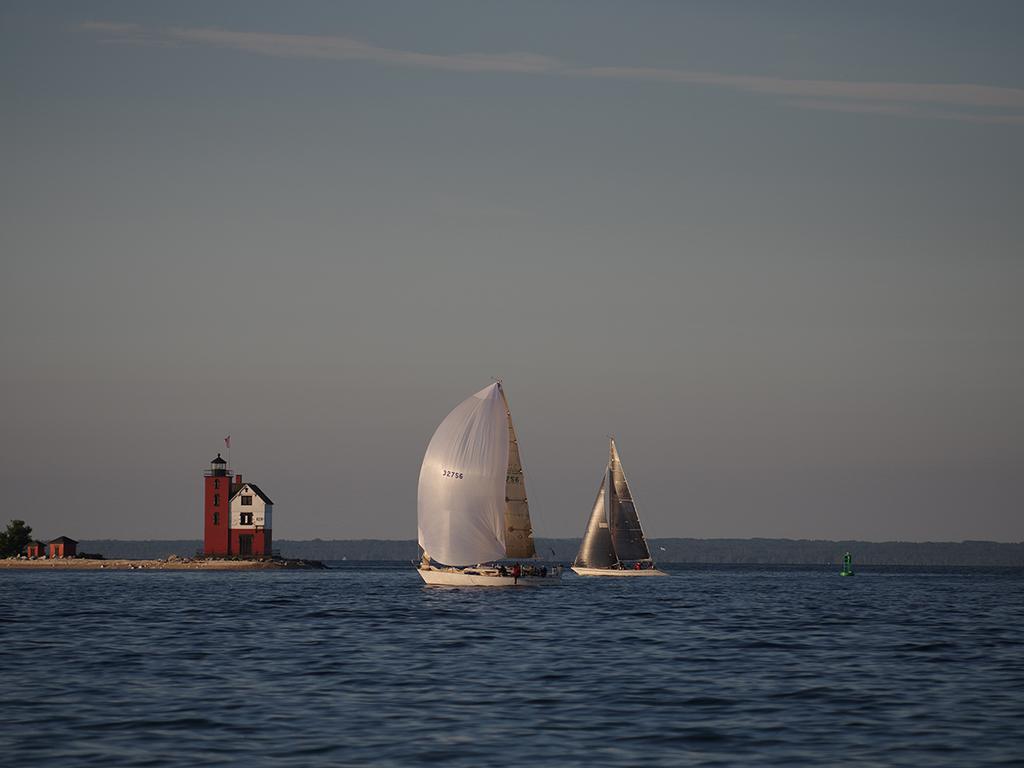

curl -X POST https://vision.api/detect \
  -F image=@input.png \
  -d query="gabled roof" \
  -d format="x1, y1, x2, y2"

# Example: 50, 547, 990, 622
230, 483, 273, 506
48, 536, 78, 544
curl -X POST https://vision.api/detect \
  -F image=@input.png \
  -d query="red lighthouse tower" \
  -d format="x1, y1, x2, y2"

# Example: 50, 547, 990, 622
203, 453, 233, 556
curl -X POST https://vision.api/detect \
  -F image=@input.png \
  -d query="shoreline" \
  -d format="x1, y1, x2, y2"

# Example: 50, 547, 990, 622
0, 557, 327, 571
70, 539, 1024, 567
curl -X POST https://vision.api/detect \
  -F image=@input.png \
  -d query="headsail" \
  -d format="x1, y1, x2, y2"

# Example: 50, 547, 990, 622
417, 383, 509, 567
573, 470, 618, 568
608, 438, 652, 561
499, 384, 537, 559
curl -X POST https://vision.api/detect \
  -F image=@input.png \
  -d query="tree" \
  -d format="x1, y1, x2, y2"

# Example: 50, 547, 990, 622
0, 519, 33, 557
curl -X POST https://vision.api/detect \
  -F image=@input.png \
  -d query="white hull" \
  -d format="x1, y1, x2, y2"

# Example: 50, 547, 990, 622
572, 566, 668, 577
418, 566, 562, 587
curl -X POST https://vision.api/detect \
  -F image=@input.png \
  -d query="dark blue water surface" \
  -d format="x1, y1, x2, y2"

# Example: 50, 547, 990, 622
3, 564, 1023, 766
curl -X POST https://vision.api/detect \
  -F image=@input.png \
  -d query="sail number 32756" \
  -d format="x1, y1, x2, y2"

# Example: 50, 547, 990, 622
442, 469, 464, 479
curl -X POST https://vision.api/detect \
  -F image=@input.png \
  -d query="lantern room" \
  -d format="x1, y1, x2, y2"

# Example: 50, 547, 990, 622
207, 454, 228, 477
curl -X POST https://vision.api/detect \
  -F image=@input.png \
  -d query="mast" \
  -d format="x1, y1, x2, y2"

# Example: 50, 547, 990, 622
497, 383, 537, 559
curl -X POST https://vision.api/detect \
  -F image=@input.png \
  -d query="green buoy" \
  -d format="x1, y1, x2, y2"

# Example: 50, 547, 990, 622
840, 551, 854, 577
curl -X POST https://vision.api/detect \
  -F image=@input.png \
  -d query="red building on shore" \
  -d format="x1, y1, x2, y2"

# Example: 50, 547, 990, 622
24, 540, 45, 558
48, 537, 77, 558
203, 454, 274, 558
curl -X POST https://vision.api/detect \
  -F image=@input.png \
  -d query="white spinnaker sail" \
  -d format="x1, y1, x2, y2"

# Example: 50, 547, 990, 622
418, 383, 509, 566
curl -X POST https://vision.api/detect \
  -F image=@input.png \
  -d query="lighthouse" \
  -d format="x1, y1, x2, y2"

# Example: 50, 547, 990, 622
203, 453, 275, 557
203, 454, 232, 556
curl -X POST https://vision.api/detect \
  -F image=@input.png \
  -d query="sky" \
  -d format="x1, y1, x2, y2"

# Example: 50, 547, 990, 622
2, 1, 1022, 542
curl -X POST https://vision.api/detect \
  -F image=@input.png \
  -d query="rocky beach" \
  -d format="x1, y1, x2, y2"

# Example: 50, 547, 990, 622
0, 556, 327, 570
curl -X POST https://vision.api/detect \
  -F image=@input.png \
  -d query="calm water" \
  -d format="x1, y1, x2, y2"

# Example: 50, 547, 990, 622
2, 564, 1023, 766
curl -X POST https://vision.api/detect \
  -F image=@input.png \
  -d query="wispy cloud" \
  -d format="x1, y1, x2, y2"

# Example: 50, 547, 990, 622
82, 22, 1024, 124
163, 27, 560, 74
83, 22, 560, 74
569, 66, 1024, 110
791, 99, 1024, 124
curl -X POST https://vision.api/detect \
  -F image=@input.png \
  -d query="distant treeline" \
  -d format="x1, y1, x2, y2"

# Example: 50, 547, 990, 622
79, 538, 1024, 566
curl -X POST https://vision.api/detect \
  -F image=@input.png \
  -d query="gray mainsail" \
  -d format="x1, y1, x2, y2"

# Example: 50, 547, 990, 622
499, 383, 536, 559
573, 471, 617, 568
608, 438, 652, 561
573, 437, 653, 567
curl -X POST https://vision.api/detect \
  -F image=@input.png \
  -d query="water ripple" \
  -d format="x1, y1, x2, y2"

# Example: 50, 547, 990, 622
2, 564, 1023, 766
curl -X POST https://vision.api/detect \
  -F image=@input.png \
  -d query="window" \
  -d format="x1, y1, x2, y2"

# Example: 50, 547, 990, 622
240, 512, 253, 526
214, 479, 219, 489
241, 495, 253, 506
213, 512, 219, 526
213, 494, 220, 506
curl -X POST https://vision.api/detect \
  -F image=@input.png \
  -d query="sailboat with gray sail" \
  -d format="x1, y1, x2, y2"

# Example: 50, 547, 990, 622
417, 381, 561, 586
572, 437, 667, 577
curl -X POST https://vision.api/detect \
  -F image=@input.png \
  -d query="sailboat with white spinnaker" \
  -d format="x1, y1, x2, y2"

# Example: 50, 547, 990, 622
416, 381, 561, 587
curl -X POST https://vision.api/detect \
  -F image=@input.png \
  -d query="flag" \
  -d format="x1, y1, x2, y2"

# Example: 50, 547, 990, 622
224, 435, 231, 449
